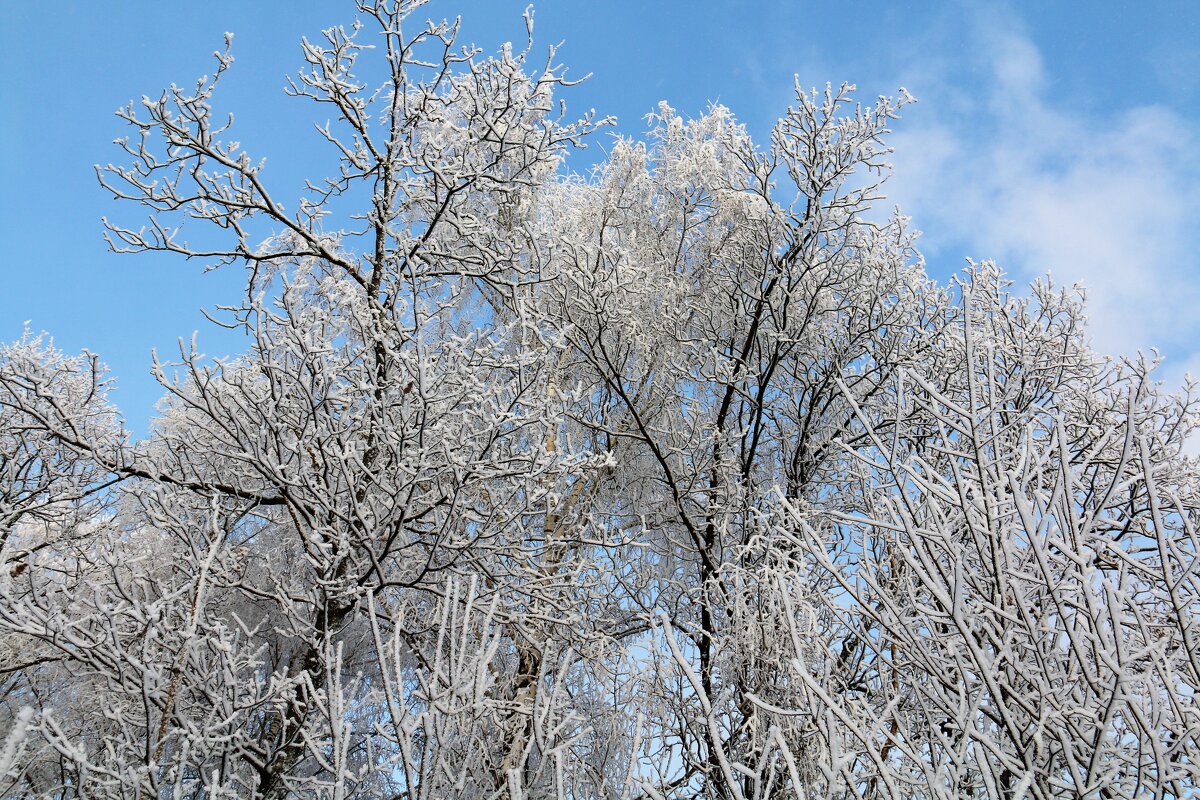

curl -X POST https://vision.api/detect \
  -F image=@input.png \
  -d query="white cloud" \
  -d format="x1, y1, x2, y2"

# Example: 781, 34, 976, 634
885, 13, 1200, 384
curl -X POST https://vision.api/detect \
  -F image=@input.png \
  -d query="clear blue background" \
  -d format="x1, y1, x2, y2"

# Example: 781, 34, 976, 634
3, 1, 1198, 435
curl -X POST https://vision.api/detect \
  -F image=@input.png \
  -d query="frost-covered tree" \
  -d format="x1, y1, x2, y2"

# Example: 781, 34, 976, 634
2, 2, 1198, 798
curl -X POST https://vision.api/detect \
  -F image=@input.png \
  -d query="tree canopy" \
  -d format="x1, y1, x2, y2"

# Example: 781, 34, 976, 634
2, 3, 1198, 798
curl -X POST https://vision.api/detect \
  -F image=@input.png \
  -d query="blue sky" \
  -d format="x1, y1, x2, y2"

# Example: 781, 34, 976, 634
2, 1, 1199, 436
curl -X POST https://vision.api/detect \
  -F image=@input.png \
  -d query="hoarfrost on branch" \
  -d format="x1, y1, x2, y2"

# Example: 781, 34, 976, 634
2, 3, 1198, 798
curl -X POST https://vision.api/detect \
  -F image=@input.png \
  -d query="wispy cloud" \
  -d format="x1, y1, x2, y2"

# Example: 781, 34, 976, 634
885, 10, 1200, 381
